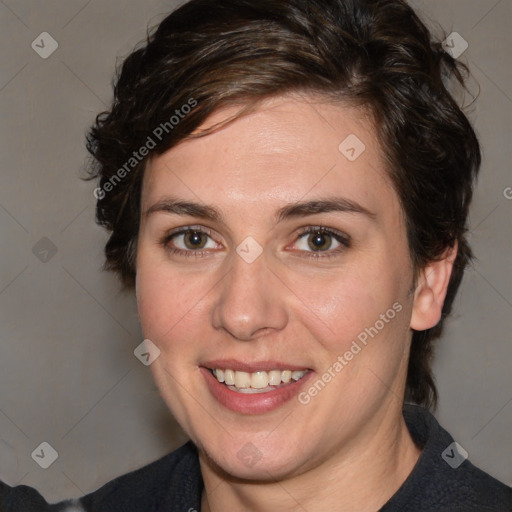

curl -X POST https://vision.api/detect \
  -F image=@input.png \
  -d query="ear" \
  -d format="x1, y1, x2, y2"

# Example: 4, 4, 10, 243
410, 243, 458, 331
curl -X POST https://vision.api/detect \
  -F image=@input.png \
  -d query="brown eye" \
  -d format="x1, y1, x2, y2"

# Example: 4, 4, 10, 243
183, 230, 207, 249
307, 231, 333, 251
162, 227, 219, 254
292, 227, 351, 258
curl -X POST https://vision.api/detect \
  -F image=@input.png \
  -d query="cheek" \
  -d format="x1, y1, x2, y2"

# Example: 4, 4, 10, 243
135, 253, 207, 345
301, 274, 411, 400
290, 257, 403, 348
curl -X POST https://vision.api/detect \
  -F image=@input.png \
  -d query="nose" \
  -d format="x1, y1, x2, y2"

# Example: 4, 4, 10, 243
211, 250, 289, 341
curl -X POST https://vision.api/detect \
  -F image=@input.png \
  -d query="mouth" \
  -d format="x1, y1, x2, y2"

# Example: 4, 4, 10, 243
208, 367, 309, 393
200, 361, 313, 414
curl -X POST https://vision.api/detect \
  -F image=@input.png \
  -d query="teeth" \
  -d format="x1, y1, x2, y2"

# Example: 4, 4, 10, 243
224, 369, 235, 385
234, 371, 251, 389
268, 370, 281, 386
291, 370, 305, 381
212, 368, 307, 390
251, 371, 268, 389
281, 370, 292, 383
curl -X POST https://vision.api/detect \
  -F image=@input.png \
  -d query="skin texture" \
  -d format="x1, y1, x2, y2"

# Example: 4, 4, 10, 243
135, 95, 456, 511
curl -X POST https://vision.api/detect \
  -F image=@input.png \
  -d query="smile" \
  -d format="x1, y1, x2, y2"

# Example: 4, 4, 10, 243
201, 363, 314, 414
211, 368, 309, 393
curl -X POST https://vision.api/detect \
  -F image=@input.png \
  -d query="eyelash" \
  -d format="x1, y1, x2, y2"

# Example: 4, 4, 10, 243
159, 225, 218, 259
159, 225, 351, 259
295, 226, 351, 259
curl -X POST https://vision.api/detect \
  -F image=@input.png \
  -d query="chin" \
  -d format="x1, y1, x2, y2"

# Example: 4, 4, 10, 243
200, 437, 312, 482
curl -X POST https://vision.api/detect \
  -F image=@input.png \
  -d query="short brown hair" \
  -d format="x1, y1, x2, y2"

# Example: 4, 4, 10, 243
86, 0, 481, 409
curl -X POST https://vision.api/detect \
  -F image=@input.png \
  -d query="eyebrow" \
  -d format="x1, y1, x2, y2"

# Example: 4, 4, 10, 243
144, 196, 376, 223
276, 198, 376, 222
145, 198, 222, 222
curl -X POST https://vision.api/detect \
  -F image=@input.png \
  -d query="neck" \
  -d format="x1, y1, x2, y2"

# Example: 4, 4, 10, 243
199, 403, 421, 512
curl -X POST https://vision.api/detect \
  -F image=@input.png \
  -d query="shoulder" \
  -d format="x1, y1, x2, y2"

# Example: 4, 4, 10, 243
381, 404, 512, 512
0, 481, 55, 512
0, 441, 202, 512
77, 440, 202, 512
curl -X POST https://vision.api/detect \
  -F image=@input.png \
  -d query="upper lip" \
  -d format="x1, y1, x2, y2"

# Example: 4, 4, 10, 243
201, 359, 311, 373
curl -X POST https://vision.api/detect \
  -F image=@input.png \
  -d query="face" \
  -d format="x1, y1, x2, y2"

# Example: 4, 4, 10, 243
136, 95, 417, 480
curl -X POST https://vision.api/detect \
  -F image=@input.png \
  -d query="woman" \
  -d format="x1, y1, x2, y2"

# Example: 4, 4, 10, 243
1, 0, 510, 510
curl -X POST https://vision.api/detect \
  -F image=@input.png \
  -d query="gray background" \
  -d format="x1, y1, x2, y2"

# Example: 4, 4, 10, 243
0, 0, 510, 503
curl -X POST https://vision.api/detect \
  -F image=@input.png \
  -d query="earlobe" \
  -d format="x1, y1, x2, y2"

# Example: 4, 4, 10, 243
410, 243, 458, 331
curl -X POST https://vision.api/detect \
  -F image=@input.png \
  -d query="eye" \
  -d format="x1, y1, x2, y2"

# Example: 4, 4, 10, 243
161, 226, 221, 256
292, 227, 350, 257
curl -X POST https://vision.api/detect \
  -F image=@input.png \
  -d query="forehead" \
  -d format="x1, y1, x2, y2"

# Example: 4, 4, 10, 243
141, 95, 395, 219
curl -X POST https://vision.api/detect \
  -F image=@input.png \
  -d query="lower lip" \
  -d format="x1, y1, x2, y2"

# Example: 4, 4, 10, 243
200, 367, 314, 415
